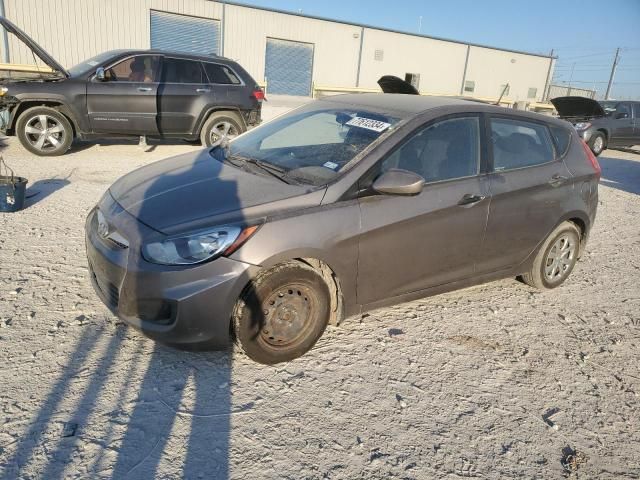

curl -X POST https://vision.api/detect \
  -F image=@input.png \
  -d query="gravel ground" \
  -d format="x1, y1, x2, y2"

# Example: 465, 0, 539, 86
0, 111, 639, 479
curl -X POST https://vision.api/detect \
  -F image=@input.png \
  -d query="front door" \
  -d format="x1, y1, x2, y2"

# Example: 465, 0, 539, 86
476, 116, 574, 273
357, 116, 490, 305
87, 55, 161, 135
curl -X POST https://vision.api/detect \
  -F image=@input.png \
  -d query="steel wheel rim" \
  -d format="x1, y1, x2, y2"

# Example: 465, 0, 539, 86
544, 234, 576, 282
593, 136, 604, 153
24, 114, 65, 152
260, 283, 317, 348
209, 121, 238, 144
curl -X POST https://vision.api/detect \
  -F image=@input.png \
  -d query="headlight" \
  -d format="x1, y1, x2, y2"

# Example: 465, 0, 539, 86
574, 122, 591, 130
141, 225, 259, 265
0, 87, 8, 97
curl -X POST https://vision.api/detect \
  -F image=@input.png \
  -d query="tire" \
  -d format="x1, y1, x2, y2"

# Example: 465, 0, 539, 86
588, 132, 606, 157
16, 106, 73, 156
233, 261, 330, 364
521, 221, 581, 290
199, 111, 244, 147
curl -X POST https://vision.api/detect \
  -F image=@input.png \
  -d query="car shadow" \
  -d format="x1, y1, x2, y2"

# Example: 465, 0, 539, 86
598, 153, 640, 195
24, 178, 71, 208
69, 138, 201, 154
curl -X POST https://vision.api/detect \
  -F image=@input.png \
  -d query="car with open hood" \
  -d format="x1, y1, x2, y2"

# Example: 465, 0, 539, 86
551, 96, 640, 156
86, 92, 600, 364
0, 17, 263, 156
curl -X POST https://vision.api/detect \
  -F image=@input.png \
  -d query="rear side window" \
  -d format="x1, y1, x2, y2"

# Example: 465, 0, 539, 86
382, 117, 480, 183
491, 118, 555, 171
204, 63, 241, 85
549, 124, 571, 157
162, 58, 206, 83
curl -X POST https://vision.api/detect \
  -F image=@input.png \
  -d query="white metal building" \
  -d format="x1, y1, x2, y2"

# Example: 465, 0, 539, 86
0, 0, 555, 101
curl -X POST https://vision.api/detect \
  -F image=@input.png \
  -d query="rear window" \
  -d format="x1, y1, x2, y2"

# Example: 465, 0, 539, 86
491, 118, 555, 171
549, 124, 571, 157
204, 63, 241, 85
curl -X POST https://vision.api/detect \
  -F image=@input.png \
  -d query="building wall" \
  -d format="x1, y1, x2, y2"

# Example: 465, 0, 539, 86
2, 0, 554, 101
357, 28, 467, 94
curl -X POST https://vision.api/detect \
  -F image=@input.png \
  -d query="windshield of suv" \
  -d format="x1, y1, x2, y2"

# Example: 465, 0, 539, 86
68, 51, 123, 77
599, 101, 619, 117
213, 107, 400, 186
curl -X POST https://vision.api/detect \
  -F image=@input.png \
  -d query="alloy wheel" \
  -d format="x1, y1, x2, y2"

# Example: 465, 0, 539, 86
544, 234, 576, 282
592, 136, 604, 154
24, 114, 66, 152
209, 121, 239, 144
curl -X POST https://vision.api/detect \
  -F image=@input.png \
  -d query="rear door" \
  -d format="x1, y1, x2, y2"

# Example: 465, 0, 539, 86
633, 103, 640, 145
357, 115, 490, 304
86, 55, 161, 135
476, 116, 573, 274
157, 57, 210, 136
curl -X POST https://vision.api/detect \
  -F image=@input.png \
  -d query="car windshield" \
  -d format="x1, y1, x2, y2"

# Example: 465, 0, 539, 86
599, 101, 618, 116
213, 107, 400, 186
68, 51, 121, 76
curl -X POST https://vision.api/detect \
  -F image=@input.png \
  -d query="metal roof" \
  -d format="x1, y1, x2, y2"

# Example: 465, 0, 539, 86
212, 0, 555, 60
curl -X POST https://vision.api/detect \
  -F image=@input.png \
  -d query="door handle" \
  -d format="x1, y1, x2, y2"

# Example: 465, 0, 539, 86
548, 174, 568, 186
458, 194, 486, 206
137, 87, 152, 92
196, 88, 211, 93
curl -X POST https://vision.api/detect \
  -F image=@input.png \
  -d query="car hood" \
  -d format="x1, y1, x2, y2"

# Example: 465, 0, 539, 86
0, 16, 68, 78
550, 96, 605, 119
108, 150, 316, 234
377, 75, 419, 95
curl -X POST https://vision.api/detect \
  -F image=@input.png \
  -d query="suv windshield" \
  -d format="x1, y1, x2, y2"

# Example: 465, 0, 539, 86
68, 51, 123, 77
214, 107, 399, 186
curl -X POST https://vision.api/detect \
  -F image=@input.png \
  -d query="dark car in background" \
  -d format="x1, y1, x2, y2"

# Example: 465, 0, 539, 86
86, 93, 600, 364
0, 17, 263, 156
551, 96, 640, 156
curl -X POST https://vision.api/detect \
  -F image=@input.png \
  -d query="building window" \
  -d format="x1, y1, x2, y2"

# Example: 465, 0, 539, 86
464, 80, 475, 93
528, 87, 538, 99
499, 84, 510, 96
374, 49, 384, 61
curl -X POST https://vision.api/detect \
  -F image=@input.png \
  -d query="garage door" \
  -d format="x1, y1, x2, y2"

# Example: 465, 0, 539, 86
265, 38, 314, 96
150, 10, 220, 56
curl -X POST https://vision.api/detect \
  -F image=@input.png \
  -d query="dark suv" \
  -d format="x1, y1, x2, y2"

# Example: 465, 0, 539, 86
0, 17, 263, 156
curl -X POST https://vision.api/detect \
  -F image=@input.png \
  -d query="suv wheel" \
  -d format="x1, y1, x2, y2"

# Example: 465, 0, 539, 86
16, 106, 73, 156
200, 111, 244, 147
521, 221, 581, 290
233, 261, 330, 364
588, 132, 605, 156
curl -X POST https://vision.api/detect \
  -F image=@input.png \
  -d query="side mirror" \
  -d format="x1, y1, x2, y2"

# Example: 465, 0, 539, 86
616, 111, 629, 119
95, 67, 106, 81
372, 169, 425, 196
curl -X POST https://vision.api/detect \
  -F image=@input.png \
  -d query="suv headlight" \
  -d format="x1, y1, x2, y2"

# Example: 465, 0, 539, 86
574, 122, 591, 130
141, 225, 259, 266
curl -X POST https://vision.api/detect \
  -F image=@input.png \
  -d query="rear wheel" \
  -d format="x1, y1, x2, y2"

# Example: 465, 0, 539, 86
522, 221, 581, 290
200, 111, 244, 147
233, 261, 330, 364
16, 106, 73, 156
588, 132, 605, 156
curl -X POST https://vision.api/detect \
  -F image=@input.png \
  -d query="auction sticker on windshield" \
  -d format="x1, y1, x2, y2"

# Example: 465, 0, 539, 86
346, 117, 391, 133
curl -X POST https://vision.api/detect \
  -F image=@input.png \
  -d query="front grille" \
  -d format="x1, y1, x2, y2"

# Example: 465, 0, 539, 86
90, 264, 119, 309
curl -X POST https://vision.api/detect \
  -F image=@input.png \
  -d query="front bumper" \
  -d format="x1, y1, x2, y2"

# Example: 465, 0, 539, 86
85, 205, 260, 347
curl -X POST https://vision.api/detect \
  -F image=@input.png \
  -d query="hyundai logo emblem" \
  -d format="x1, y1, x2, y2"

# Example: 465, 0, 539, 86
96, 210, 110, 239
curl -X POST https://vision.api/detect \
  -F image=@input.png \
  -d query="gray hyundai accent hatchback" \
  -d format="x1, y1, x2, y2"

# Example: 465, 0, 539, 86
86, 94, 600, 364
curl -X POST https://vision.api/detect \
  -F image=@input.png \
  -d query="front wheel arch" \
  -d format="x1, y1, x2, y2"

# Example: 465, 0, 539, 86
10, 101, 78, 136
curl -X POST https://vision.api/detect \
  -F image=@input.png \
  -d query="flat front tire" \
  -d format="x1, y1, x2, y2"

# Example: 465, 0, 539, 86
16, 106, 73, 156
200, 111, 244, 147
233, 261, 330, 364
522, 221, 581, 290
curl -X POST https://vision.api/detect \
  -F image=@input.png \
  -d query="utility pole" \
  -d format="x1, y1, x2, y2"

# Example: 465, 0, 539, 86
605, 48, 620, 100
418, 16, 423, 33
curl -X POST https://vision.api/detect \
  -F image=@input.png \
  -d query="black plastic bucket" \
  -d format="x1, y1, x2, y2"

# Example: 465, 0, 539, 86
0, 158, 28, 213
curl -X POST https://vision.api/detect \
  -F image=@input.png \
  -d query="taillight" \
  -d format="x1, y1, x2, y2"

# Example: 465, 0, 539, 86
580, 140, 601, 178
251, 88, 265, 101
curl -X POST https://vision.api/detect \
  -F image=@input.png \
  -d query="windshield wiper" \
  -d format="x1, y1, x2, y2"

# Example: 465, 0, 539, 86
231, 155, 296, 185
